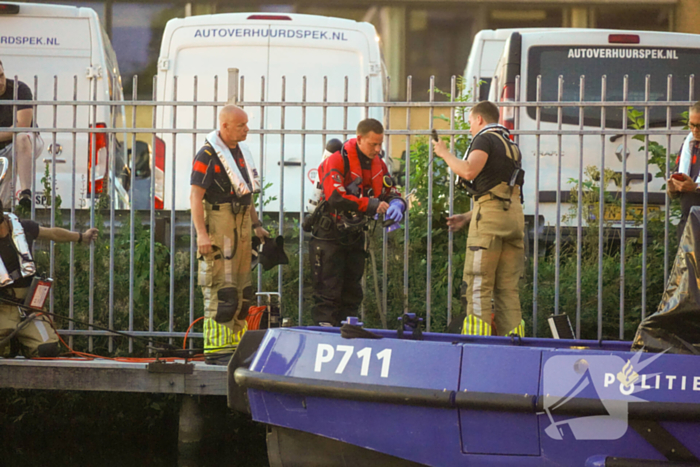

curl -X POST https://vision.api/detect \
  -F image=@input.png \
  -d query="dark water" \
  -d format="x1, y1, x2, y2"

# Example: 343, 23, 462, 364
0, 390, 268, 467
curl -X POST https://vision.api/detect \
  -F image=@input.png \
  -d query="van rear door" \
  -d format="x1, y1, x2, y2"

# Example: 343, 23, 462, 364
0, 14, 93, 207
265, 24, 378, 213
160, 20, 270, 210
495, 30, 700, 225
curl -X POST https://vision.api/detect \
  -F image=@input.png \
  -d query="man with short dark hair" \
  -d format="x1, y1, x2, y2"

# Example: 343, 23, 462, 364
668, 101, 700, 242
433, 100, 525, 337
0, 200, 98, 358
309, 118, 405, 326
0, 59, 42, 209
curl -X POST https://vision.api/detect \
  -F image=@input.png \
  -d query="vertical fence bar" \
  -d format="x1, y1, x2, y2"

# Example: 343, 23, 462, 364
620, 75, 629, 340
189, 75, 200, 346
11, 75, 17, 210
576, 75, 585, 339
257, 76, 265, 297
89, 75, 97, 350
426, 76, 435, 332
362, 77, 370, 323
149, 76, 157, 337
382, 76, 390, 327
598, 75, 607, 341
533, 76, 541, 337
343, 76, 349, 142
447, 76, 456, 325
642, 75, 651, 322
169, 77, 178, 344
108, 76, 117, 352
49, 76, 57, 319
31, 76, 38, 221
298, 76, 307, 326
321, 76, 328, 152
278, 76, 286, 297
403, 76, 412, 313
554, 75, 563, 315
129, 75, 137, 353
664, 74, 672, 286
69, 75, 78, 349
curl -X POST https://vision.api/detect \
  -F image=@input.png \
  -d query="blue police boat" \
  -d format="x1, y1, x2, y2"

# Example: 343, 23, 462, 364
228, 323, 700, 467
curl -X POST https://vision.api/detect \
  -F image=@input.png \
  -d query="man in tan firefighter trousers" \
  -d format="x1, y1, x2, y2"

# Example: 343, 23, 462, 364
190, 105, 269, 364
433, 101, 525, 337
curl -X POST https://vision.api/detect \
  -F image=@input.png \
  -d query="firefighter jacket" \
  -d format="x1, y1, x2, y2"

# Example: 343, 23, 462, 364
317, 138, 404, 217
0, 214, 36, 287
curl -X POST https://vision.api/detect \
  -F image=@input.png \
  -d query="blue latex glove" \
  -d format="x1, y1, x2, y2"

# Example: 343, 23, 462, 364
386, 221, 402, 233
385, 199, 405, 223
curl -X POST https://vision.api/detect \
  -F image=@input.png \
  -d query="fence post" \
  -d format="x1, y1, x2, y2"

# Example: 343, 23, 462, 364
228, 68, 239, 104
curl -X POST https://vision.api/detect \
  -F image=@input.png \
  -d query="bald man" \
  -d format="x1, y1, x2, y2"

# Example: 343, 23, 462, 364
190, 105, 268, 364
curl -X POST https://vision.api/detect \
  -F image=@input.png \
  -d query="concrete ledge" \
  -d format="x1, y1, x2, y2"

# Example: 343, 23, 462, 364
0, 358, 227, 396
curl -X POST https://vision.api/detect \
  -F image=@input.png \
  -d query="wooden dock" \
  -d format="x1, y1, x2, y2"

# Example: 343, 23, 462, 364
0, 358, 227, 396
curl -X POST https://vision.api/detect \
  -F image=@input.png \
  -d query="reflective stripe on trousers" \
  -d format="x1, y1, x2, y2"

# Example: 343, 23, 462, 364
203, 318, 246, 354
462, 314, 492, 336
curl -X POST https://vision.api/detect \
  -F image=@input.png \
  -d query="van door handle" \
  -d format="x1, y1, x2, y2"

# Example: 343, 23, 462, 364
278, 160, 301, 167
613, 172, 652, 187
43, 158, 67, 164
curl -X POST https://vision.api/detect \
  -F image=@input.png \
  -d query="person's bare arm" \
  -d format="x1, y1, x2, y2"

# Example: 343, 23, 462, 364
37, 226, 98, 244
0, 108, 33, 143
432, 139, 488, 180
190, 185, 211, 256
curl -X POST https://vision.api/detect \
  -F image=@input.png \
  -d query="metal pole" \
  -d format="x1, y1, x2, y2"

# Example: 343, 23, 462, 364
149, 76, 157, 337
554, 75, 563, 315
598, 75, 607, 341
533, 76, 541, 337
620, 75, 629, 340
278, 76, 286, 298
49, 76, 57, 321
89, 75, 97, 350
169, 76, 178, 344
129, 75, 137, 354
69, 75, 77, 349
664, 75, 673, 285
576, 75, 585, 339
190, 75, 199, 345
403, 76, 412, 314
298, 76, 307, 326
426, 76, 435, 332
447, 76, 456, 325
641, 75, 651, 321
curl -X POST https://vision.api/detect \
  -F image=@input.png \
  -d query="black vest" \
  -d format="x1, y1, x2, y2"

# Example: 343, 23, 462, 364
459, 129, 522, 197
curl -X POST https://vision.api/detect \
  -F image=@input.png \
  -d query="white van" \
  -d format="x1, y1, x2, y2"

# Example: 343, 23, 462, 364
156, 12, 385, 213
487, 28, 700, 226
464, 28, 548, 100
0, 2, 129, 209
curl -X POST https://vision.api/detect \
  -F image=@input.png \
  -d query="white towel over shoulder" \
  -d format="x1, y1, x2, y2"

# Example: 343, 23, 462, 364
677, 132, 700, 183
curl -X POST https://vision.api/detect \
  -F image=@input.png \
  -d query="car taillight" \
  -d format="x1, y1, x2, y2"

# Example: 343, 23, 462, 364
0, 4, 20, 14
88, 123, 108, 194
499, 84, 515, 138
154, 137, 165, 209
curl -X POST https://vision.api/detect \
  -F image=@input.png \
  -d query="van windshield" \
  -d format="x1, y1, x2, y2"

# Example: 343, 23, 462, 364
526, 46, 700, 128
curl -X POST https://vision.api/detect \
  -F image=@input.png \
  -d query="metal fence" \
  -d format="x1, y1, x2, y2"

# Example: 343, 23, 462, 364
0, 71, 694, 353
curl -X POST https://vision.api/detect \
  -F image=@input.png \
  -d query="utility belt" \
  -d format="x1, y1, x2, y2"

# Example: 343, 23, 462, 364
205, 199, 251, 215
474, 183, 521, 211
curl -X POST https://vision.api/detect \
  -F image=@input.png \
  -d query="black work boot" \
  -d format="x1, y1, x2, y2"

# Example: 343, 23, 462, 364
205, 352, 234, 366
